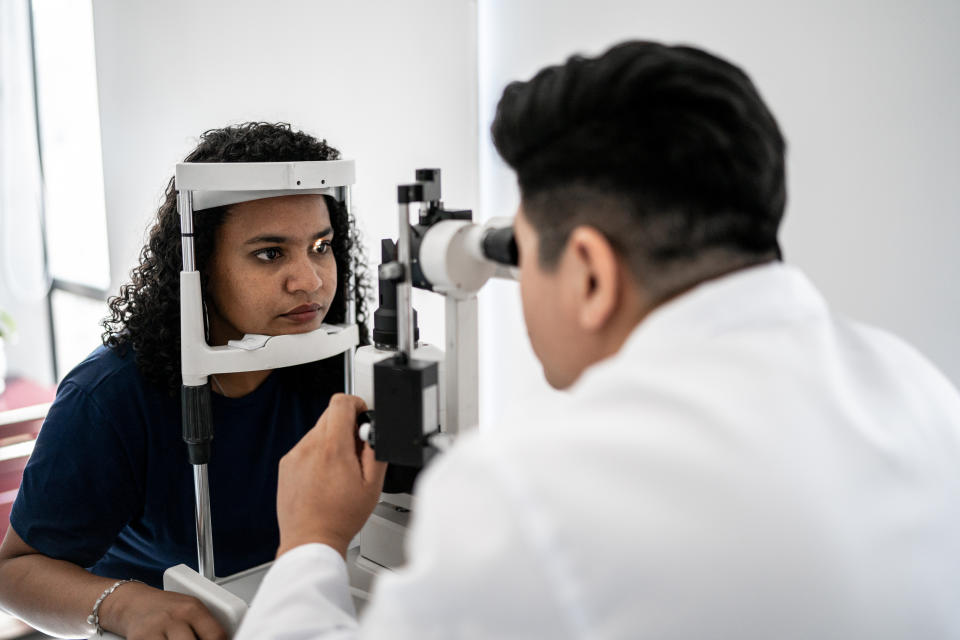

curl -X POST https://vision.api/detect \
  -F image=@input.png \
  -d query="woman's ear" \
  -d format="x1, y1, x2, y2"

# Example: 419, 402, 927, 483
565, 226, 620, 332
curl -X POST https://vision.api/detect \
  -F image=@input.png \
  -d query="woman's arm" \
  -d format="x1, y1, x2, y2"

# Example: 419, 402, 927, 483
0, 525, 227, 640
1, 376, 228, 638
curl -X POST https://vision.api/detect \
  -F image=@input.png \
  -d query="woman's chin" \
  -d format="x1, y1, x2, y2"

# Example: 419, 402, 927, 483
274, 317, 326, 335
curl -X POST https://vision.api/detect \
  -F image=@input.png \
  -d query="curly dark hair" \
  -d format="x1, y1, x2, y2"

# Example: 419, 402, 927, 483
102, 122, 371, 394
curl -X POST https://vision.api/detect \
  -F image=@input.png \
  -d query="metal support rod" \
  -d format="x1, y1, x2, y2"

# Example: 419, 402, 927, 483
342, 186, 355, 394
344, 296, 355, 393
178, 190, 196, 272
192, 464, 215, 580
396, 202, 415, 359
180, 188, 212, 579
444, 296, 480, 436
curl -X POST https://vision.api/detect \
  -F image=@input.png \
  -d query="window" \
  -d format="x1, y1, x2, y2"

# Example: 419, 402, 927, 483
0, 0, 110, 382
31, 0, 110, 292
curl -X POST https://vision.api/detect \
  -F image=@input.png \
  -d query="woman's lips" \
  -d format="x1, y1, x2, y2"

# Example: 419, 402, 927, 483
281, 304, 322, 323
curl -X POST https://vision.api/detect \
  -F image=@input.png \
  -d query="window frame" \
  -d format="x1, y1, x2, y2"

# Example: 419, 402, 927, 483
26, 0, 110, 381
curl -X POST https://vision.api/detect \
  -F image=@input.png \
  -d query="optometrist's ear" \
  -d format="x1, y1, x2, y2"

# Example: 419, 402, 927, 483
565, 226, 620, 332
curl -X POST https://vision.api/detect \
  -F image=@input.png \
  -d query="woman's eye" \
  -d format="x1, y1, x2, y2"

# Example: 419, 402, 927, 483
313, 240, 332, 255
254, 247, 283, 262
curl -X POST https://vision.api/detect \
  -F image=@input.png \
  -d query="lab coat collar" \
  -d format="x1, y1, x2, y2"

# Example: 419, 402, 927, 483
622, 261, 828, 352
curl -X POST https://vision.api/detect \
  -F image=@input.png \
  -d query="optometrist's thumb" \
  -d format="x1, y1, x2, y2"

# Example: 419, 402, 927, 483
360, 440, 387, 489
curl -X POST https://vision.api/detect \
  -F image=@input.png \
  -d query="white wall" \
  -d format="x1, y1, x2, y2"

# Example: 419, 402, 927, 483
9, 0, 958, 431
477, 0, 960, 429
91, 0, 479, 352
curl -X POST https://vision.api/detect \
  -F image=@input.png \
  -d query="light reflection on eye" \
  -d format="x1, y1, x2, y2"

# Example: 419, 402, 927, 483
313, 239, 333, 255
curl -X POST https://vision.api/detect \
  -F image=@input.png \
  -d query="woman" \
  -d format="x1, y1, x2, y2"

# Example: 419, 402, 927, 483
0, 122, 370, 638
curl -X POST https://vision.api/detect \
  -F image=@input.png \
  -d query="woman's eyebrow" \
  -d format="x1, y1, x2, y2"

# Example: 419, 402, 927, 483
244, 227, 333, 245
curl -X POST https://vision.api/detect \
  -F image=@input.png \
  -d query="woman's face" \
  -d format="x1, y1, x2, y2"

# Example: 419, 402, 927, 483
205, 194, 337, 345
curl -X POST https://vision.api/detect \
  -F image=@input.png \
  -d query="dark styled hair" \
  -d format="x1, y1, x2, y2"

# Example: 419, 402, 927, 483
102, 122, 371, 394
492, 40, 787, 300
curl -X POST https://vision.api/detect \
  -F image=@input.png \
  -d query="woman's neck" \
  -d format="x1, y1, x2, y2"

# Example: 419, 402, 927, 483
210, 369, 272, 398
206, 315, 275, 397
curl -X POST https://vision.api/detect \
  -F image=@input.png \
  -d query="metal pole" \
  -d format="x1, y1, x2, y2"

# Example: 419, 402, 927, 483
341, 187, 356, 394
444, 296, 479, 436
178, 188, 215, 580
178, 191, 196, 272
396, 202, 415, 359
192, 465, 215, 580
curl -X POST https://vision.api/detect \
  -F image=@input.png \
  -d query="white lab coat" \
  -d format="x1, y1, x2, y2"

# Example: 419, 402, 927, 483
237, 263, 960, 639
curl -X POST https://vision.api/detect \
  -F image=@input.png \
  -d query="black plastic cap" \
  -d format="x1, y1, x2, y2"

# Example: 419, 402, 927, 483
398, 184, 424, 204
187, 442, 211, 466
182, 383, 214, 465
415, 168, 440, 182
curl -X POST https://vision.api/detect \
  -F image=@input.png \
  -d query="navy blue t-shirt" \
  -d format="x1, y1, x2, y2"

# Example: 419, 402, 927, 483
11, 345, 331, 587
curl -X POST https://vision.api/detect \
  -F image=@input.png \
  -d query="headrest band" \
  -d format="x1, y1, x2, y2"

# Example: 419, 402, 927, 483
192, 188, 337, 211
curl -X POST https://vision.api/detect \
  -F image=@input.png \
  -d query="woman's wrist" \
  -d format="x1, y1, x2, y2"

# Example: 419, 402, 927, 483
96, 580, 151, 634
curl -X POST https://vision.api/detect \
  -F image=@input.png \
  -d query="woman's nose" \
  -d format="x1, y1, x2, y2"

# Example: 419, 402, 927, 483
285, 254, 324, 294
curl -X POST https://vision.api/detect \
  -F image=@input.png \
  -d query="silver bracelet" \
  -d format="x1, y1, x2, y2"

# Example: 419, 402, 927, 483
87, 578, 142, 637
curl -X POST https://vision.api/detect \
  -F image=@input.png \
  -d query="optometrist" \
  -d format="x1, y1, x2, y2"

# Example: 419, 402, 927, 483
238, 41, 960, 639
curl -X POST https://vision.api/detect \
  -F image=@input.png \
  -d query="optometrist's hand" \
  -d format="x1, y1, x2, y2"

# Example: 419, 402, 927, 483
276, 393, 388, 559
99, 580, 228, 640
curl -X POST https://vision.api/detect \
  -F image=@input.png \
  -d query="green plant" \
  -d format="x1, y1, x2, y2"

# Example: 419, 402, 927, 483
0, 310, 15, 340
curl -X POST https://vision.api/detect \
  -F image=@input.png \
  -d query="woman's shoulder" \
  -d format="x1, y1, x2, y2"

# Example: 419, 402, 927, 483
49, 343, 175, 442
59, 343, 148, 400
